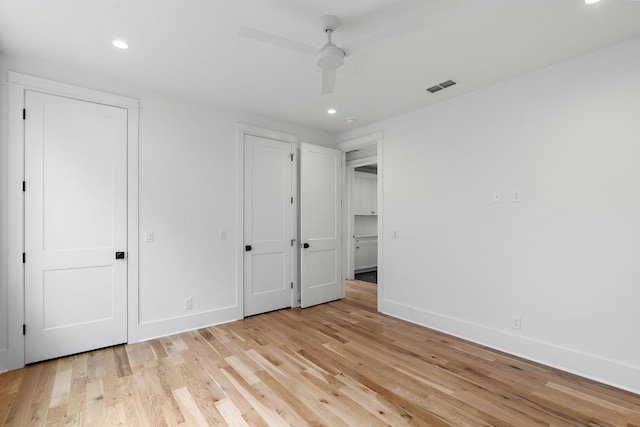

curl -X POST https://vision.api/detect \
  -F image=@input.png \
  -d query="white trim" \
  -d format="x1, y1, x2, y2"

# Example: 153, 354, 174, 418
376, 135, 384, 308
338, 132, 384, 302
338, 131, 383, 152
235, 123, 299, 317
291, 143, 300, 307
236, 122, 298, 144
346, 155, 377, 168
345, 168, 355, 279
381, 299, 640, 395
4, 72, 139, 371
137, 306, 240, 342
126, 110, 140, 344
5, 78, 26, 372
6, 72, 139, 110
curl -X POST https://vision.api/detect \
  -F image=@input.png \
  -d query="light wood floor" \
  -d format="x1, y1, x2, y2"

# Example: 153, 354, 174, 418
1, 281, 639, 426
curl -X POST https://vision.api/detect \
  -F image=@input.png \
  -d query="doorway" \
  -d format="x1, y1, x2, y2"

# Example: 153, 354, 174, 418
4, 72, 139, 372
339, 132, 382, 306
352, 165, 378, 284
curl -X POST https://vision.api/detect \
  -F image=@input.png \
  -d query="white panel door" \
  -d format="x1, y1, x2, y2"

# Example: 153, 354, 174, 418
244, 135, 294, 316
24, 91, 128, 363
300, 143, 342, 308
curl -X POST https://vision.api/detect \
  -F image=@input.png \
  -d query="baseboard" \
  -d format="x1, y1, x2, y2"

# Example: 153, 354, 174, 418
380, 299, 640, 395
136, 305, 241, 342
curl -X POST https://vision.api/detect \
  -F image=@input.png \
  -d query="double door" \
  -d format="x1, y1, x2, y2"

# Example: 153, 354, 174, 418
243, 137, 342, 315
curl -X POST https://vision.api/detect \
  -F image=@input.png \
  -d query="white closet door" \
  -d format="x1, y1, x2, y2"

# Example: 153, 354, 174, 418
24, 91, 128, 363
244, 135, 294, 316
300, 143, 343, 307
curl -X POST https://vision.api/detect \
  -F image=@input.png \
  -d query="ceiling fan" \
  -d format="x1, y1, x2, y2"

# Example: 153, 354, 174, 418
238, 15, 424, 95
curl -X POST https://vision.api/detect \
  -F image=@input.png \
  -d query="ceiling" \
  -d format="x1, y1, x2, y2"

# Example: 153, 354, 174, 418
1, 0, 640, 135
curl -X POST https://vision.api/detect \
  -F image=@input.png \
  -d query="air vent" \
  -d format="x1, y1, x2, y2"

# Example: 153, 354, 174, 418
426, 80, 457, 94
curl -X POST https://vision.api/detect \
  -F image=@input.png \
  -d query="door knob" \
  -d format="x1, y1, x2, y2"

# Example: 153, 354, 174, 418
115, 252, 125, 259
245, 245, 252, 251
302, 243, 310, 249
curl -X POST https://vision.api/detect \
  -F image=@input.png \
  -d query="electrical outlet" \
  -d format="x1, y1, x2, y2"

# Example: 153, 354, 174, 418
219, 229, 227, 240
185, 297, 193, 310
512, 315, 521, 330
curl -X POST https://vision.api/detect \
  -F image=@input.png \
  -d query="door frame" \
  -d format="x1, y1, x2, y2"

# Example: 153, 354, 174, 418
338, 132, 383, 306
4, 72, 140, 371
235, 123, 299, 316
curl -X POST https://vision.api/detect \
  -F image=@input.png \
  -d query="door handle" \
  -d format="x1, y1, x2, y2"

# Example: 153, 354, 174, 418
245, 245, 252, 252
115, 252, 125, 259
302, 243, 310, 249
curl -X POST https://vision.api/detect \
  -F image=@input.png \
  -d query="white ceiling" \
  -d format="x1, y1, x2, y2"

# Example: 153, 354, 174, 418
1, 0, 640, 135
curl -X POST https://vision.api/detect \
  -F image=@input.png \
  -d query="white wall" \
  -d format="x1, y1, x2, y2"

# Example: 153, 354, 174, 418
0, 54, 336, 370
339, 36, 640, 393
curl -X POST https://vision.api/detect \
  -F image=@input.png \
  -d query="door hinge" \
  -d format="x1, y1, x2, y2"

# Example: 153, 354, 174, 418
291, 197, 293, 204
22, 181, 26, 192
291, 239, 295, 247
23, 324, 26, 335
291, 282, 294, 289
290, 153, 294, 161
23, 109, 26, 120
22, 253, 25, 263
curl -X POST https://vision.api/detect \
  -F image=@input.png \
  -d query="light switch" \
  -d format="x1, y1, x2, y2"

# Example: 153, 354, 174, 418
391, 231, 399, 239
144, 231, 154, 243
512, 190, 521, 203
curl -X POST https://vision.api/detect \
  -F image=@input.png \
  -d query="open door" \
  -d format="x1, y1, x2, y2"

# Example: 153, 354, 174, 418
300, 143, 343, 307
243, 134, 294, 316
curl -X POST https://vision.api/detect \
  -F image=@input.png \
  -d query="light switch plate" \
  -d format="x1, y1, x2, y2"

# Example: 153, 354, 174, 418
512, 191, 521, 202
144, 231, 154, 243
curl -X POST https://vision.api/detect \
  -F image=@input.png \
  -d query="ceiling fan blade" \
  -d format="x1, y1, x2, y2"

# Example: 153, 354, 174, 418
322, 69, 336, 95
341, 16, 425, 55
238, 27, 317, 55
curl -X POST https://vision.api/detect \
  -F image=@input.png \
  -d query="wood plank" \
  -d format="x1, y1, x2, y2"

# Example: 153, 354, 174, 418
1, 280, 639, 425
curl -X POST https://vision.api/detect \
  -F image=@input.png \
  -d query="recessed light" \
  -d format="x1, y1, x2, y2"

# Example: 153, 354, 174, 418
112, 40, 129, 49
585, 0, 600, 3
327, 108, 337, 115
345, 117, 357, 124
